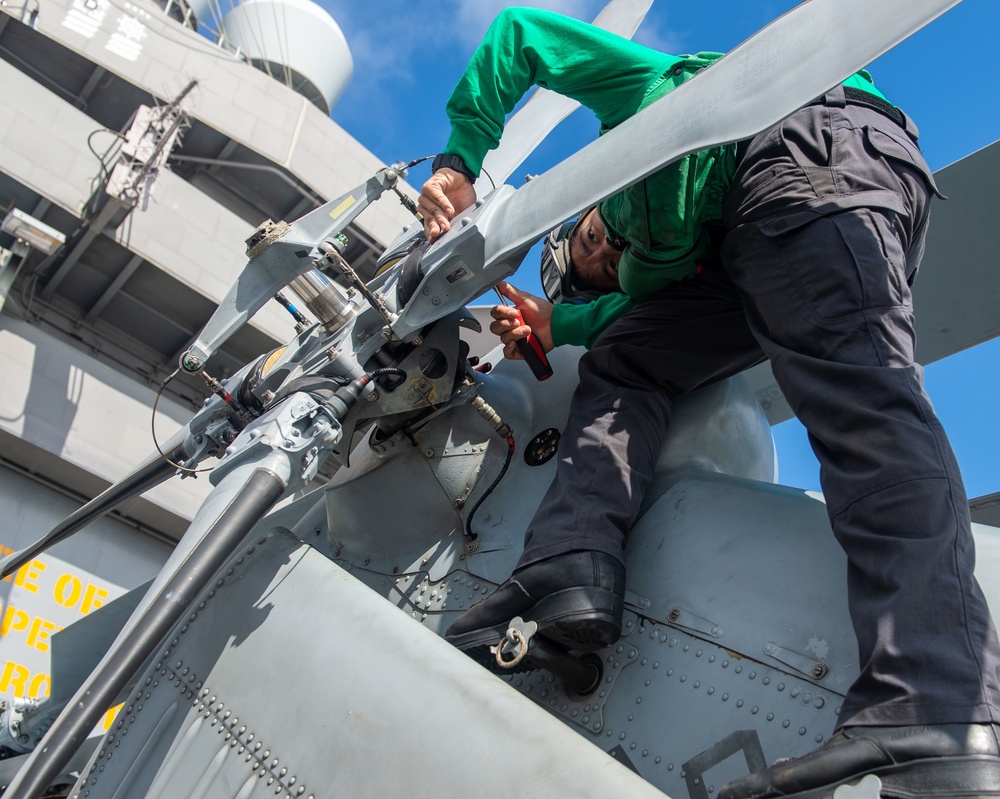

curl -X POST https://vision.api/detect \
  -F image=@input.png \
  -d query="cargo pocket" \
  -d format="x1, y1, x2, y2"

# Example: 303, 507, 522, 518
864, 126, 946, 200
757, 207, 908, 324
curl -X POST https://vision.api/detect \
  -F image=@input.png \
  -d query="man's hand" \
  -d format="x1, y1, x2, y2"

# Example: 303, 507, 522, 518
490, 282, 555, 361
418, 168, 476, 242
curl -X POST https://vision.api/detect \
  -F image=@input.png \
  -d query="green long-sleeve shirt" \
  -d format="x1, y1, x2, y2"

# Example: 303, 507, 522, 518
442, 7, 884, 348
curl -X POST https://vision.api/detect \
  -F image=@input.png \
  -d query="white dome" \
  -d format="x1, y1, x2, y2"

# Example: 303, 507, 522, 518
220, 0, 353, 113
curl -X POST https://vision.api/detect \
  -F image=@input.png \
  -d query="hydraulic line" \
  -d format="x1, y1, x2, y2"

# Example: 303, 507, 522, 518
273, 290, 310, 329
464, 394, 515, 540
271, 367, 405, 417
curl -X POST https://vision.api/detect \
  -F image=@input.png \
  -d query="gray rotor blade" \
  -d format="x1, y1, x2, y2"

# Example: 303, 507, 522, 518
484, 0, 964, 268
3, 464, 285, 799
476, 0, 652, 192
745, 139, 1000, 425
396, 0, 964, 338
912, 141, 1000, 364
971, 492, 1000, 527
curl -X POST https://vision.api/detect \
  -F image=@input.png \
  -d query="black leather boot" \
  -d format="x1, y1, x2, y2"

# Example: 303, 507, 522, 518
719, 723, 1000, 798
445, 550, 625, 664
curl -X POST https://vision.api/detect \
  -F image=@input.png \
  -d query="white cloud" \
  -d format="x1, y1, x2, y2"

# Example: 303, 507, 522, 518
325, 0, 655, 66
313, 0, 689, 165
450, 1, 607, 48
320, 0, 431, 83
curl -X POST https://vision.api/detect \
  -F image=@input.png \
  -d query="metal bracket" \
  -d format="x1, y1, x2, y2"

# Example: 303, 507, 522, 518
666, 606, 725, 639
391, 185, 530, 341
208, 392, 342, 487
762, 642, 829, 681
184, 169, 401, 372
623, 589, 651, 611
515, 634, 639, 734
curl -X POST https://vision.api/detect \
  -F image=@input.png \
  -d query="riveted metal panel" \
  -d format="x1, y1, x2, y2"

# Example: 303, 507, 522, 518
73, 529, 666, 799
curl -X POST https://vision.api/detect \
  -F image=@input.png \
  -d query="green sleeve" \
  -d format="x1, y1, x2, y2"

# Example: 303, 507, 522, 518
550, 293, 637, 349
443, 7, 679, 175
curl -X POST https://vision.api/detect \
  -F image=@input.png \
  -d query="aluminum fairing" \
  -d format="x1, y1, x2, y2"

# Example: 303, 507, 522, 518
71, 528, 666, 799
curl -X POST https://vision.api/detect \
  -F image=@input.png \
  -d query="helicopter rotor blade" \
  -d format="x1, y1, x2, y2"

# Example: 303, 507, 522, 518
2, 463, 285, 799
394, 0, 964, 339
482, 0, 965, 269
476, 0, 652, 193
4, 386, 345, 796
745, 139, 1000, 425
0, 428, 189, 580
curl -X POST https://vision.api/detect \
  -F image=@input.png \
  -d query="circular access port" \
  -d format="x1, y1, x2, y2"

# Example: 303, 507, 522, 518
566, 653, 604, 698
524, 427, 560, 466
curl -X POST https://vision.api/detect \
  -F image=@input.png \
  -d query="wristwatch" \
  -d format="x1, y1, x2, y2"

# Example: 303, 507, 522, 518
431, 153, 476, 182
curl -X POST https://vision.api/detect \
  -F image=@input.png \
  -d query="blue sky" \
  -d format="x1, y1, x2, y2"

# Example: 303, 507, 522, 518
318, 0, 999, 499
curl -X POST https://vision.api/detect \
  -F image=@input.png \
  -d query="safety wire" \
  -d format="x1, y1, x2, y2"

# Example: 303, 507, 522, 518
151, 369, 215, 475
480, 167, 497, 191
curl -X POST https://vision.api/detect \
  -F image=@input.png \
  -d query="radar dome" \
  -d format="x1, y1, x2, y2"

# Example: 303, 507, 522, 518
220, 0, 353, 114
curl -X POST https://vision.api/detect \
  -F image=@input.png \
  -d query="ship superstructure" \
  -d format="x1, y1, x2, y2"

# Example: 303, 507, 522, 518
0, 0, 415, 700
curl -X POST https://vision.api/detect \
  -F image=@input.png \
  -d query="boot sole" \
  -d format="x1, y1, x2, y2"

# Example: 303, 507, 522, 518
529, 584, 624, 651
770, 754, 1000, 798
446, 584, 624, 672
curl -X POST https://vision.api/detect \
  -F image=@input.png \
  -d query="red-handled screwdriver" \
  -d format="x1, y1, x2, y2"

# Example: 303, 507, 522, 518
494, 287, 553, 381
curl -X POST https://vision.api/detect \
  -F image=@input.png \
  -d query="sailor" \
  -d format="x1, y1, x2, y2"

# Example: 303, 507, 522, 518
539, 207, 625, 303
417, 8, 1000, 797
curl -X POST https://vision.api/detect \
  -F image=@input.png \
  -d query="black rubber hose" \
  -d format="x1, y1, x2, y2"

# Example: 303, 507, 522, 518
464, 434, 515, 540
3, 468, 285, 799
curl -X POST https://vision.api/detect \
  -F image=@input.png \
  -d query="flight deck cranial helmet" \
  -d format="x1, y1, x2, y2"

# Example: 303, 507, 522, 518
540, 207, 625, 304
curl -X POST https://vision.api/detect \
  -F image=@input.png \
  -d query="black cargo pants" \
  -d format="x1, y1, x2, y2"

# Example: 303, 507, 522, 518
519, 90, 1000, 727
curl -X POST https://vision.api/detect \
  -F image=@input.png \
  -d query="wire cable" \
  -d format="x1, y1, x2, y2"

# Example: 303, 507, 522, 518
480, 166, 497, 191
151, 369, 214, 474
464, 432, 515, 540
